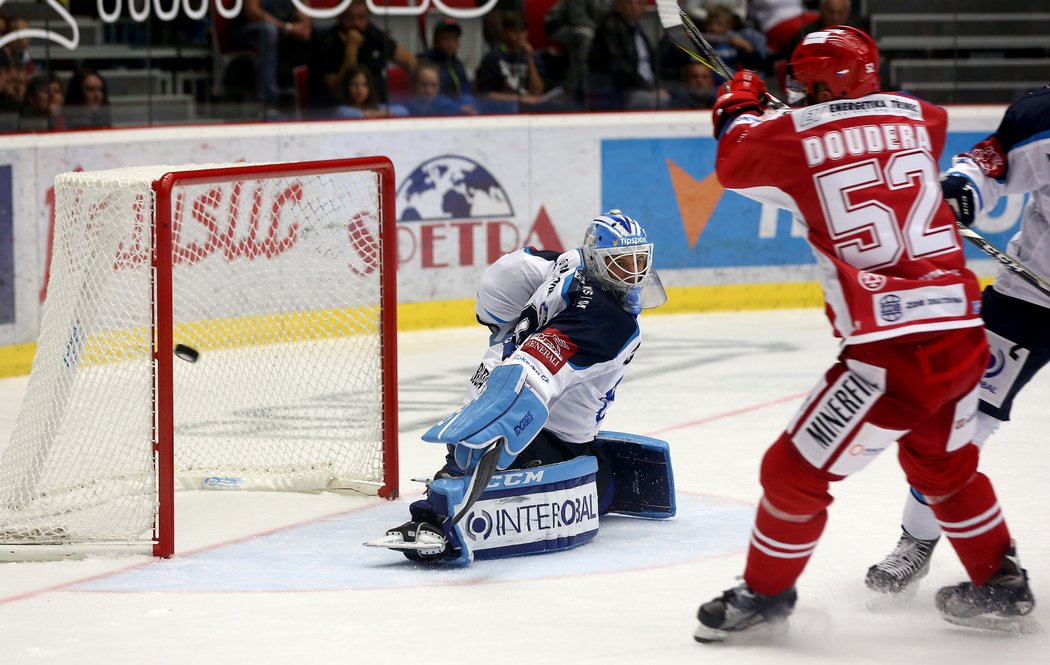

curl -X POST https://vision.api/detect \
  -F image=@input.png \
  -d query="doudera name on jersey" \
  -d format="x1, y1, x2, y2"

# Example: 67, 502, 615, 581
802, 123, 934, 167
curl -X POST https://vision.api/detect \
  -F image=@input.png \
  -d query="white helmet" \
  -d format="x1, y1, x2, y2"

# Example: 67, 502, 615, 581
581, 210, 660, 314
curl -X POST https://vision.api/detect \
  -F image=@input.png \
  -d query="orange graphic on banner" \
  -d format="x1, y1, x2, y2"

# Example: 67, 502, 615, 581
666, 159, 724, 249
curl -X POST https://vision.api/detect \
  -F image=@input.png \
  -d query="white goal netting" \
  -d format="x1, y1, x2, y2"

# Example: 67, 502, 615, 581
1, 161, 395, 553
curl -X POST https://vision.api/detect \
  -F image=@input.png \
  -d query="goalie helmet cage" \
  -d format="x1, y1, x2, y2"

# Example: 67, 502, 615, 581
0, 157, 398, 560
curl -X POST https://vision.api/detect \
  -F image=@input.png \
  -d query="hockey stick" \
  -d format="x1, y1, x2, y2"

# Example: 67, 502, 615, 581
655, 0, 787, 109
956, 222, 1050, 298
449, 441, 502, 526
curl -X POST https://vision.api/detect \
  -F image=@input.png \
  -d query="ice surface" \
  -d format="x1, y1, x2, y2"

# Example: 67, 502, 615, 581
1, 310, 1047, 664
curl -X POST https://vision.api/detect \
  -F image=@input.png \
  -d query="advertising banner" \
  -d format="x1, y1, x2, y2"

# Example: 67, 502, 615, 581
0, 109, 1018, 355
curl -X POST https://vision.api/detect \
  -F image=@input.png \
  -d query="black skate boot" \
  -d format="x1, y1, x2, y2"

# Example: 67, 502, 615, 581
693, 583, 798, 643
935, 544, 1035, 631
363, 521, 451, 562
865, 528, 939, 594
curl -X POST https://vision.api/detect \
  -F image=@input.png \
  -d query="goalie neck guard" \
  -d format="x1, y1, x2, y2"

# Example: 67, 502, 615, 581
787, 25, 880, 103
581, 210, 664, 315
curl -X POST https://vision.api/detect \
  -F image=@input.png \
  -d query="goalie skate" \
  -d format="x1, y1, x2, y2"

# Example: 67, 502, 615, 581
865, 529, 938, 594
935, 545, 1035, 632
363, 521, 450, 561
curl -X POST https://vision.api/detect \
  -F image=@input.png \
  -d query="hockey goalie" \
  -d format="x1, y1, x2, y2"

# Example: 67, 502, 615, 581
366, 210, 675, 564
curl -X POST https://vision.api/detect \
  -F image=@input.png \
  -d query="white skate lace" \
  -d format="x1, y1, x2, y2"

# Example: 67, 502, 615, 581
874, 533, 935, 579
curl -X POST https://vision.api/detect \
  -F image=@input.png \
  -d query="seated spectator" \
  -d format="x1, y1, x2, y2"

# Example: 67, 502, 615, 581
0, 50, 20, 127
701, 4, 767, 79
785, 0, 857, 59
475, 12, 548, 114
405, 59, 472, 117
2, 15, 36, 76
19, 73, 56, 130
544, 0, 609, 103
308, 1, 416, 114
588, 0, 670, 110
670, 61, 717, 109
64, 67, 110, 129
227, 0, 312, 107
334, 64, 407, 119
747, 0, 817, 59
47, 73, 64, 112
417, 18, 478, 114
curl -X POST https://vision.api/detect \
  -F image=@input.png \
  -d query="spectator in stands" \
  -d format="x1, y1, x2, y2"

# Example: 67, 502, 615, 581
308, 0, 416, 114
405, 59, 475, 117
588, 0, 670, 110
417, 18, 478, 114
6, 61, 26, 111
2, 15, 35, 76
786, 0, 858, 58
64, 67, 111, 129
334, 64, 408, 119
47, 73, 64, 113
475, 12, 548, 114
670, 61, 717, 109
0, 49, 15, 104
19, 73, 61, 130
544, 0, 610, 104
0, 51, 21, 131
227, 0, 312, 107
747, 0, 817, 59
480, 0, 526, 51
701, 4, 767, 78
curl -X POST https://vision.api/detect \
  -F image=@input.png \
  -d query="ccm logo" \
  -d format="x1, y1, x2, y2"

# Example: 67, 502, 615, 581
487, 470, 545, 489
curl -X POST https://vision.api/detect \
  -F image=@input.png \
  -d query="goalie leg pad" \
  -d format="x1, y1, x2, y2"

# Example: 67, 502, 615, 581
421, 455, 601, 565
594, 431, 676, 519
422, 363, 549, 471
978, 286, 1050, 420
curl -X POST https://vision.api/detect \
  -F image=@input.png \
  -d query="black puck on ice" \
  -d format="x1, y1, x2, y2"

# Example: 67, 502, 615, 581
174, 344, 200, 363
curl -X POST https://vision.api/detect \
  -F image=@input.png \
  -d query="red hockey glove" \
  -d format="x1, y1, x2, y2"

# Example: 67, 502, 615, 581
712, 70, 767, 138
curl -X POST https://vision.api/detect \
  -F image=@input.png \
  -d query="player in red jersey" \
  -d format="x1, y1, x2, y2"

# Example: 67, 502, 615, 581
693, 26, 1034, 643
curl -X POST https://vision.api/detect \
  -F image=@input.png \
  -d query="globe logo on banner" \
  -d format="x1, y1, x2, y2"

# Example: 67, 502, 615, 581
396, 155, 514, 222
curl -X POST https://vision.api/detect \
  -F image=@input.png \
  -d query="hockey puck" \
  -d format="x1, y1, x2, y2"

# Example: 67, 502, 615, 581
173, 344, 200, 363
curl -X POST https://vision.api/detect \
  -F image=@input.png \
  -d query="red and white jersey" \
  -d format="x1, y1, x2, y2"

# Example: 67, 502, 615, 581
717, 92, 984, 344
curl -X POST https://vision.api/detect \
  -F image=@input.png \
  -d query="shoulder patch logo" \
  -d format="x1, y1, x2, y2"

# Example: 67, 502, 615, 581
521, 328, 578, 373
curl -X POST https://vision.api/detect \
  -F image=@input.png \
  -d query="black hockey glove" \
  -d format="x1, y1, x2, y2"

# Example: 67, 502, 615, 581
940, 174, 976, 227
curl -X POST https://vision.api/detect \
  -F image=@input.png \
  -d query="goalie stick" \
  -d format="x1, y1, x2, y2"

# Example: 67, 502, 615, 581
956, 222, 1050, 299
449, 441, 502, 526
655, 0, 786, 109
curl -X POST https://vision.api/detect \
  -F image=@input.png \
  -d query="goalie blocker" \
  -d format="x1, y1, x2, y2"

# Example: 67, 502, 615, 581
371, 431, 676, 565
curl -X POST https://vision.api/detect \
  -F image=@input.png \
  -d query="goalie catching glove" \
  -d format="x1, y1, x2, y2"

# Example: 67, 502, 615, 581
712, 70, 767, 138
422, 363, 548, 471
941, 174, 977, 227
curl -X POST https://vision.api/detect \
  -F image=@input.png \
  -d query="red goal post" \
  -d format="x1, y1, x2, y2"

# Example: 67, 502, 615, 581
0, 158, 398, 560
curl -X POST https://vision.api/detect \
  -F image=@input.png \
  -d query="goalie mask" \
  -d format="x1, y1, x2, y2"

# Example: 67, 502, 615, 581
787, 25, 880, 104
581, 210, 666, 315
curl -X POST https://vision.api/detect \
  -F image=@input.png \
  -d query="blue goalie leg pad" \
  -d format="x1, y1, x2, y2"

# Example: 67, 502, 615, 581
422, 455, 601, 565
594, 431, 676, 519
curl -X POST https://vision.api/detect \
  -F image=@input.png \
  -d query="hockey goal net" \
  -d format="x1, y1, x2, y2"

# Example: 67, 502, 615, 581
0, 158, 398, 558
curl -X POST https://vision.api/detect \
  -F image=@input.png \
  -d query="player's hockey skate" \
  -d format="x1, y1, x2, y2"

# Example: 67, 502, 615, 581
865, 528, 939, 594
693, 583, 798, 643
935, 544, 1035, 632
363, 521, 451, 562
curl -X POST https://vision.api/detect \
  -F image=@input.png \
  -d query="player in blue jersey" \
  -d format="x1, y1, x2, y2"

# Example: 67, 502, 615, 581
366, 211, 674, 564
865, 86, 1049, 621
